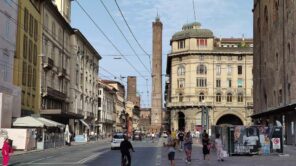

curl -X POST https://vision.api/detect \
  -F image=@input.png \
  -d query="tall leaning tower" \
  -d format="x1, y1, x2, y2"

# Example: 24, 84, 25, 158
151, 16, 163, 132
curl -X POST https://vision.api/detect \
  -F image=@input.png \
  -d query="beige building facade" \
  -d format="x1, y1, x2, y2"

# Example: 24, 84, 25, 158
40, 1, 73, 124
69, 29, 101, 135
166, 22, 253, 134
51, 0, 71, 23
252, 0, 296, 145
97, 80, 116, 137
102, 80, 125, 132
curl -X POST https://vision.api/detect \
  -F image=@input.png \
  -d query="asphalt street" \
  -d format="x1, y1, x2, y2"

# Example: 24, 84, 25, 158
8, 139, 161, 166
5, 138, 296, 166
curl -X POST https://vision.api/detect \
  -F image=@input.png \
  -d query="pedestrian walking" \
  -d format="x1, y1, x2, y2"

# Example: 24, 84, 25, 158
2, 136, 13, 166
171, 129, 177, 140
184, 131, 193, 164
164, 130, 176, 166
201, 130, 207, 140
202, 133, 210, 160
120, 135, 135, 166
151, 132, 155, 142
215, 133, 224, 162
177, 130, 184, 151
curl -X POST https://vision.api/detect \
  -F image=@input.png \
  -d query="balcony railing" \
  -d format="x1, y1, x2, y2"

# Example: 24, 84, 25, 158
43, 86, 66, 101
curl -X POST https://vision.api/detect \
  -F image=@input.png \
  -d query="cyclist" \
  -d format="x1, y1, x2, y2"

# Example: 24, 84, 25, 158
120, 135, 135, 166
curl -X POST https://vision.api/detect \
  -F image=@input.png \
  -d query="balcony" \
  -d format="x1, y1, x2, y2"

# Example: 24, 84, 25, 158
43, 57, 54, 70
43, 86, 66, 101
58, 68, 67, 78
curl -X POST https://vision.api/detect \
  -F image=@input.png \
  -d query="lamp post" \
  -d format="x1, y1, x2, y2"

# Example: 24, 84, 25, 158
201, 100, 209, 132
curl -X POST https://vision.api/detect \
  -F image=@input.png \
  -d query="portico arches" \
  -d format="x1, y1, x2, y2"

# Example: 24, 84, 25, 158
215, 113, 244, 126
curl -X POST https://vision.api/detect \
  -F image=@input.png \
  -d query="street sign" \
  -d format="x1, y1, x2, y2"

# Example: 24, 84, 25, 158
272, 138, 281, 150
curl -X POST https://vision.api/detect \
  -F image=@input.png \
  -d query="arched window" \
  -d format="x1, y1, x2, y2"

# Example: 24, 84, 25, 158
216, 93, 221, 102
238, 93, 243, 102
177, 65, 185, 76
227, 93, 232, 102
197, 64, 207, 74
199, 92, 204, 102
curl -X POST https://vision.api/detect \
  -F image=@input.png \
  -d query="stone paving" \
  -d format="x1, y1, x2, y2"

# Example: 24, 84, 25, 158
160, 139, 296, 166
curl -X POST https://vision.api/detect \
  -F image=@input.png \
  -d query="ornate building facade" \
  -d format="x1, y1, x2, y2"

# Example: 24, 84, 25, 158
165, 22, 253, 133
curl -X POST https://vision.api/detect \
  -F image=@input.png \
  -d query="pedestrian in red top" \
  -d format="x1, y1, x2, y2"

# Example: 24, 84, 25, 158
2, 136, 13, 166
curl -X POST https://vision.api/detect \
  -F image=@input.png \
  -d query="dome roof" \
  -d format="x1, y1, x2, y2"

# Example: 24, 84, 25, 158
172, 28, 214, 41
182, 22, 201, 30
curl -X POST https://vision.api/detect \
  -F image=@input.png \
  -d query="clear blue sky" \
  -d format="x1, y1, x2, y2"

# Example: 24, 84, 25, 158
71, 0, 253, 108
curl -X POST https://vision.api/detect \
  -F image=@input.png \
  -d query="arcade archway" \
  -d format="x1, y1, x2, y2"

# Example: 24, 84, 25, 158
216, 114, 243, 125
178, 112, 185, 130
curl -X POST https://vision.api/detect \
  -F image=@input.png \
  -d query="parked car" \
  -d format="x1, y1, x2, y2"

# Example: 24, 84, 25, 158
111, 133, 124, 150
162, 131, 168, 138
133, 131, 142, 141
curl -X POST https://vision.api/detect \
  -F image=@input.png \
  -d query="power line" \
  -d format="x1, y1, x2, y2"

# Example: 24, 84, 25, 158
74, 0, 147, 81
114, 0, 152, 72
99, 0, 150, 74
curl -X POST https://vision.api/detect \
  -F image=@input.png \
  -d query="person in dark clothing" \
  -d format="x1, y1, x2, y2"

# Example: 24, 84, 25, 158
120, 135, 135, 166
177, 130, 185, 151
202, 133, 210, 160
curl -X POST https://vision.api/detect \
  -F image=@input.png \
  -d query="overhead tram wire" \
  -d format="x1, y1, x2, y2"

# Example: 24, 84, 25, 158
114, 0, 152, 72
99, 0, 150, 74
74, 0, 147, 81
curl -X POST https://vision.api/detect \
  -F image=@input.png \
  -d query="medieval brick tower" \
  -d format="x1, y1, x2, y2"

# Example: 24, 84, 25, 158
151, 16, 163, 131
127, 76, 140, 107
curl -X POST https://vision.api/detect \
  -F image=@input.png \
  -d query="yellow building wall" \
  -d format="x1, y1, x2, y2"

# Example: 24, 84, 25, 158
14, 0, 41, 115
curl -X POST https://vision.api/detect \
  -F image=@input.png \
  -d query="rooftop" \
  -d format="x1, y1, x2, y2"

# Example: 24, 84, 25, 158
172, 22, 214, 41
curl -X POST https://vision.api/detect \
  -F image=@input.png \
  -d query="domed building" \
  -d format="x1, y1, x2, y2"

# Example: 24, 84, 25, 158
165, 22, 253, 133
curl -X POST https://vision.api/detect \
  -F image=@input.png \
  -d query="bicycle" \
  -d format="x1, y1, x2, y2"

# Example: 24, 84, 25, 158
121, 154, 129, 166
121, 150, 134, 166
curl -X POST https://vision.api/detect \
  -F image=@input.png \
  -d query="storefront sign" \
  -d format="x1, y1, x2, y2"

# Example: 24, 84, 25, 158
272, 138, 281, 150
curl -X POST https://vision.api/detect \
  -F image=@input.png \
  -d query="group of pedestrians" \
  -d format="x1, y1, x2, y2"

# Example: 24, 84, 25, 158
201, 130, 225, 162
164, 129, 226, 166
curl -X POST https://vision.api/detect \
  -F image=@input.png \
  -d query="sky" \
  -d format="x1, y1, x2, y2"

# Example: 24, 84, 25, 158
71, 0, 253, 108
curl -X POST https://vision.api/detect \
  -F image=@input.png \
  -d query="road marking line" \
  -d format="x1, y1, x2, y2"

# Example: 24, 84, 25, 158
26, 163, 78, 165
23, 156, 54, 165
78, 149, 109, 163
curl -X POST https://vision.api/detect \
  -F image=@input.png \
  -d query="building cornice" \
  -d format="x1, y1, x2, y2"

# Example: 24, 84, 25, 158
168, 49, 253, 57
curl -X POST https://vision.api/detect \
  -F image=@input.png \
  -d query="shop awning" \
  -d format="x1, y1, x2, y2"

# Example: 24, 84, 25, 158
13, 116, 65, 128
251, 103, 296, 119
80, 119, 90, 129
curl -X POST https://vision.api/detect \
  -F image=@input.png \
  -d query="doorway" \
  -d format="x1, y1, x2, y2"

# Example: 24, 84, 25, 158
178, 112, 185, 130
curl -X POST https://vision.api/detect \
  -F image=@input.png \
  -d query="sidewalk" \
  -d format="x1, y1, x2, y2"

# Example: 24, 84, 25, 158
160, 139, 296, 166
10, 138, 110, 157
